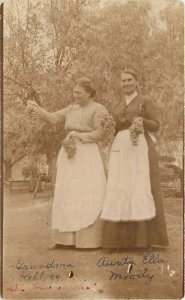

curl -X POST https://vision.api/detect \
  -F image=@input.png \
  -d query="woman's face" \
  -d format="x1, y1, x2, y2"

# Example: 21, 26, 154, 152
121, 72, 137, 95
73, 85, 91, 106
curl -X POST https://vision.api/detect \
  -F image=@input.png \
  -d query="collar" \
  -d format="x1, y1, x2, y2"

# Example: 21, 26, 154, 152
125, 91, 138, 105
77, 99, 93, 108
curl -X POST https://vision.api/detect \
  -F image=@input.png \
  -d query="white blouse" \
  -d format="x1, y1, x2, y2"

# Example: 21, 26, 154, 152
125, 91, 138, 106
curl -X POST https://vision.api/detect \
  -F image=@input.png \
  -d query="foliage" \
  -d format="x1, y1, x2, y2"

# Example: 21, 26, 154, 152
21, 154, 48, 178
22, 165, 40, 179
4, 0, 183, 172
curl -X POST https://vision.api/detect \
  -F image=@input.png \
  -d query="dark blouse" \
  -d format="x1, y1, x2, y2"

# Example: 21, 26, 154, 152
111, 94, 160, 133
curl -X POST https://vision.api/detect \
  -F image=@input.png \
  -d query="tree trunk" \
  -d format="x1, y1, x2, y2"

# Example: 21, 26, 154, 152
4, 160, 12, 181
46, 152, 58, 184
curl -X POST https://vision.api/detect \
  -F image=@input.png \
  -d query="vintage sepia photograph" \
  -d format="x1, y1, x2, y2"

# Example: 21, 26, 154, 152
2, 0, 184, 299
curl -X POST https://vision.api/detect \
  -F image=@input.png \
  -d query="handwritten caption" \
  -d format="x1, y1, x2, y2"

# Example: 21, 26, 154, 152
97, 251, 168, 285
6, 252, 171, 293
15, 259, 75, 282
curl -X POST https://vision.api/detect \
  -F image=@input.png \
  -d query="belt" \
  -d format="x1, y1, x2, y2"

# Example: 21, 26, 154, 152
66, 129, 91, 134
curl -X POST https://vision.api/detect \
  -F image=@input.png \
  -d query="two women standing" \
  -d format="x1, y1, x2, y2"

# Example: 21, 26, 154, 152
28, 70, 168, 250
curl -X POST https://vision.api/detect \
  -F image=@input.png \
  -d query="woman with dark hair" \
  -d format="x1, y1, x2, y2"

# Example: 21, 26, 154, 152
28, 77, 108, 248
101, 68, 169, 249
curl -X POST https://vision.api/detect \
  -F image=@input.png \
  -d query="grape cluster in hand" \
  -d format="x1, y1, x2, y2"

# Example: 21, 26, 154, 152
100, 114, 116, 145
129, 117, 144, 146
26, 105, 40, 128
62, 136, 76, 158
15, 98, 23, 109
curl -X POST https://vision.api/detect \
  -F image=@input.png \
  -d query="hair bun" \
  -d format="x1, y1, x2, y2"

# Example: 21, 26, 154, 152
90, 89, 96, 97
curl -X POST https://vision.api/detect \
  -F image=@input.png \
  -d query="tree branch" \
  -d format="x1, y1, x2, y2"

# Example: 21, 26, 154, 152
4, 75, 28, 89
26, 0, 30, 32
4, 75, 41, 105
11, 154, 26, 166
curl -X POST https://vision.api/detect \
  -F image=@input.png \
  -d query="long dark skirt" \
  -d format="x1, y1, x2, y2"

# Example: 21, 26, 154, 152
103, 133, 169, 248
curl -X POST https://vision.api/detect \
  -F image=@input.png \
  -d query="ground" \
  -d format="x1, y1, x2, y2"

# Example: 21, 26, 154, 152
3, 186, 184, 299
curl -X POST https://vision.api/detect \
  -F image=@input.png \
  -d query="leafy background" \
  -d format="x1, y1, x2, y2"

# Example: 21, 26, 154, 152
4, 0, 184, 179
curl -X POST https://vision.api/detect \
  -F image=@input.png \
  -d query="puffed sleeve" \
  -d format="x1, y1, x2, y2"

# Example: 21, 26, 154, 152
39, 105, 72, 125
78, 105, 108, 143
143, 99, 160, 132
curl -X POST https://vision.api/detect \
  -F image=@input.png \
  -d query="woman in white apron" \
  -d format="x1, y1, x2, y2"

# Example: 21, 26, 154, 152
28, 78, 107, 248
101, 68, 169, 248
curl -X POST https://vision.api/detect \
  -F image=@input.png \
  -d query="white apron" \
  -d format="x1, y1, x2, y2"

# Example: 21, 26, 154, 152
52, 140, 106, 232
101, 130, 156, 221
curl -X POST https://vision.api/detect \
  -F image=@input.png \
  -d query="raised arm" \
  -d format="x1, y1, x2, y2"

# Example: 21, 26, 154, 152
27, 101, 71, 125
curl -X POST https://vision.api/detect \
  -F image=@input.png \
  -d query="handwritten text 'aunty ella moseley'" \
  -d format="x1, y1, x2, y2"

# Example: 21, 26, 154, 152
96, 252, 168, 285
96, 252, 168, 268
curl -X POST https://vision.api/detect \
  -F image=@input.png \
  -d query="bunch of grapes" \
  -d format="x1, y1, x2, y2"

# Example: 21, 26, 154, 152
129, 117, 144, 146
62, 136, 76, 158
100, 114, 116, 145
15, 98, 24, 109
26, 105, 40, 128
